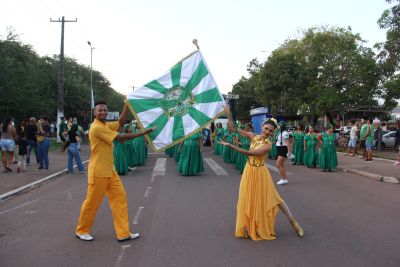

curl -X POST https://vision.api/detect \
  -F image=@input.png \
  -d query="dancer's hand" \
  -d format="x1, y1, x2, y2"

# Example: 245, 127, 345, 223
219, 140, 230, 147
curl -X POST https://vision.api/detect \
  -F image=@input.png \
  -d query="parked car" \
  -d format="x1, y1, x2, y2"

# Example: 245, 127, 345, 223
381, 131, 396, 148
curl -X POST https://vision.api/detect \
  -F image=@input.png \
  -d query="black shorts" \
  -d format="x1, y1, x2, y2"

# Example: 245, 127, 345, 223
276, 146, 288, 158
360, 140, 366, 148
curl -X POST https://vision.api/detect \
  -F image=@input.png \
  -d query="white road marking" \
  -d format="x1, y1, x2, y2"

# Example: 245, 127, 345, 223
265, 162, 293, 175
133, 207, 144, 225
153, 158, 167, 174
115, 244, 131, 267
144, 187, 152, 197
204, 158, 228, 175
151, 158, 166, 182
0, 199, 40, 215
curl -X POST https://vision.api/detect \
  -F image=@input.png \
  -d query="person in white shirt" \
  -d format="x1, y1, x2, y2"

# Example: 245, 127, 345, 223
276, 122, 292, 185
346, 120, 358, 156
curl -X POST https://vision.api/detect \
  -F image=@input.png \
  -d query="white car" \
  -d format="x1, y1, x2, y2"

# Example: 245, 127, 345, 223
381, 131, 396, 148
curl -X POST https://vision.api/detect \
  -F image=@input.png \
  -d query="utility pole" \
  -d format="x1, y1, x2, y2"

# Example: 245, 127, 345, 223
87, 41, 95, 122
50, 16, 77, 142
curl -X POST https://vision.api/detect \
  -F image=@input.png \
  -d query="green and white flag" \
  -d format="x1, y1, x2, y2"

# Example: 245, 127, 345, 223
126, 50, 225, 151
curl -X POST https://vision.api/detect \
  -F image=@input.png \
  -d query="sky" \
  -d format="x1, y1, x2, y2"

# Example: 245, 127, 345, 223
0, 0, 394, 96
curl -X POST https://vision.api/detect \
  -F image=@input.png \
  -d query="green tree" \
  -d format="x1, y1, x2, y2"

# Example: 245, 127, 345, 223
377, 0, 400, 110
235, 26, 381, 124
0, 31, 125, 125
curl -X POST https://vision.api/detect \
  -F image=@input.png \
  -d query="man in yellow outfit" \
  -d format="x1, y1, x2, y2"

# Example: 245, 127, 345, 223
75, 101, 154, 242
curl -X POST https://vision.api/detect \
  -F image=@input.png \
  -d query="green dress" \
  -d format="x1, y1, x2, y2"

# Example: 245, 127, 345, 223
292, 131, 305, 165
268, 130, 279, 159
178, 133, 204, 176
174, 144, 180, 162
133, 132, 147, 166
213, 128, 223, 155
319, 132, 338, 171
235, 136, 250, 173
125, 139, 136, 168
165, 146, 174, 157
231, 132, 240, 163
222, 131, 235, 163
113, 140, 129, 175
303, 133, 319, 168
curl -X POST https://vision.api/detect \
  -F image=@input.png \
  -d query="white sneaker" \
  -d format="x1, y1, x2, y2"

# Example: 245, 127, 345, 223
277, 179, 288, 185
393, 162, 400, 166
76, 233, 94, 241
118, 233, 140, 242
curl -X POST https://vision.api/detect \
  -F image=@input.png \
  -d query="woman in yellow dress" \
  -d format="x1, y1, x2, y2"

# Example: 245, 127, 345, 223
220, 106, 304, 240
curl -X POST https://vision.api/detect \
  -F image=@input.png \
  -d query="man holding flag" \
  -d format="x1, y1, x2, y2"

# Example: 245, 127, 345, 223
75, 101, 155, 242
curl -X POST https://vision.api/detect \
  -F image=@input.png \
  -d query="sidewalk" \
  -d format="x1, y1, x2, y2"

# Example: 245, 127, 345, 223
0, 145, 90, 198
337, 152, 400, 184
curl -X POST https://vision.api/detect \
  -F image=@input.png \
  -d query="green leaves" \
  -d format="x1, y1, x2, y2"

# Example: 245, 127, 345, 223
233, 26, 384, 120
0, 35, 125, 123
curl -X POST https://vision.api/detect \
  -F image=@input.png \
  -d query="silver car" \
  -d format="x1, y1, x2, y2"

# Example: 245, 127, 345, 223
381, 131, 396, 148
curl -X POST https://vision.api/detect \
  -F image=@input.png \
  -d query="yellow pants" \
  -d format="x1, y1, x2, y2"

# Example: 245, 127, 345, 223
76, 173, 130, 239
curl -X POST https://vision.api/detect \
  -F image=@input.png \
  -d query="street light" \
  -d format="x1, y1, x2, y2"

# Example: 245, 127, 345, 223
87, 41, 94, 121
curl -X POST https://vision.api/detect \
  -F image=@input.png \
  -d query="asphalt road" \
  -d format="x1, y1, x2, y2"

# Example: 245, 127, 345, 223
0, 147, 399, 267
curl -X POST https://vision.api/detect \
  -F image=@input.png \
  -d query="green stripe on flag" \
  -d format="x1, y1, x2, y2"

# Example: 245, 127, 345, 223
188, 107, 211, 126
128, 99, 161, 113
171, 63, 182, 87
172, 116, 185, 141
185, 61, 208, 91
145, 80, 168, 94
194, 88, 222, 103
146, 113, 169, 140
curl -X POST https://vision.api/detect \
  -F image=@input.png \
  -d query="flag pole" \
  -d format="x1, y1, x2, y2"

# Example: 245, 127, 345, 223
192, 39, 200, 50
171, 39, 201, 67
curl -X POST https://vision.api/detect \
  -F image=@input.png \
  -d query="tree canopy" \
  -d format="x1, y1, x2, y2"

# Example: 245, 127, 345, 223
233, 0, 400, 122
0, 31, 125, 126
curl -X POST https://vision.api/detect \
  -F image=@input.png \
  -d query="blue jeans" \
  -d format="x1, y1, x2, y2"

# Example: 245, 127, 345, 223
67, 143, 84, 173
26, 139, 39, 164
38, 138, 50, 168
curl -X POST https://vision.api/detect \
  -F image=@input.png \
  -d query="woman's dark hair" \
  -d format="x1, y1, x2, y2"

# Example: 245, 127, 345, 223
263, 119, 277, 129
2, 117, 12, 132
70, 124, 78, 133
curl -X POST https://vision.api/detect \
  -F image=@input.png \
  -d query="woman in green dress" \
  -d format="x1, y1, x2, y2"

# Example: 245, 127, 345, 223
165, 146, 174, 158
213, 123, 223, 155
317, 125, 338, 172
268, 129, 279, 160
178, 132, 204, 176
235, 124, 252, 173
132, 124, 147, 166
291, 125, 305, 165
113, 126, 129, 175
123, 124, 137, 169
303, 126, 319, 168
222, 127, 235, 163
173, 144, 180, 163
231, 130, 240, 163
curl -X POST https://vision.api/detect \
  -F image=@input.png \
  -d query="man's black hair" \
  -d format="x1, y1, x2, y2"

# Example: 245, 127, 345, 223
95, 101, 107, 106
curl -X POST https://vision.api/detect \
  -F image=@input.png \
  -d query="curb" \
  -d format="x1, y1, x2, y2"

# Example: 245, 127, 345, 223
337, 152, 396, 164
0, 160, 89, 202
337, 166, 400, 184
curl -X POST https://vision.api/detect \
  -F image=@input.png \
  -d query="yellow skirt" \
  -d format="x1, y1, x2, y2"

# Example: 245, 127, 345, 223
235, 163, 283, 240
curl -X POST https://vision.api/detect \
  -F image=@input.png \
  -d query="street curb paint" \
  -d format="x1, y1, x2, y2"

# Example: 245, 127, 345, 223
0, 160, 89, 201
337, 166, 400, 184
